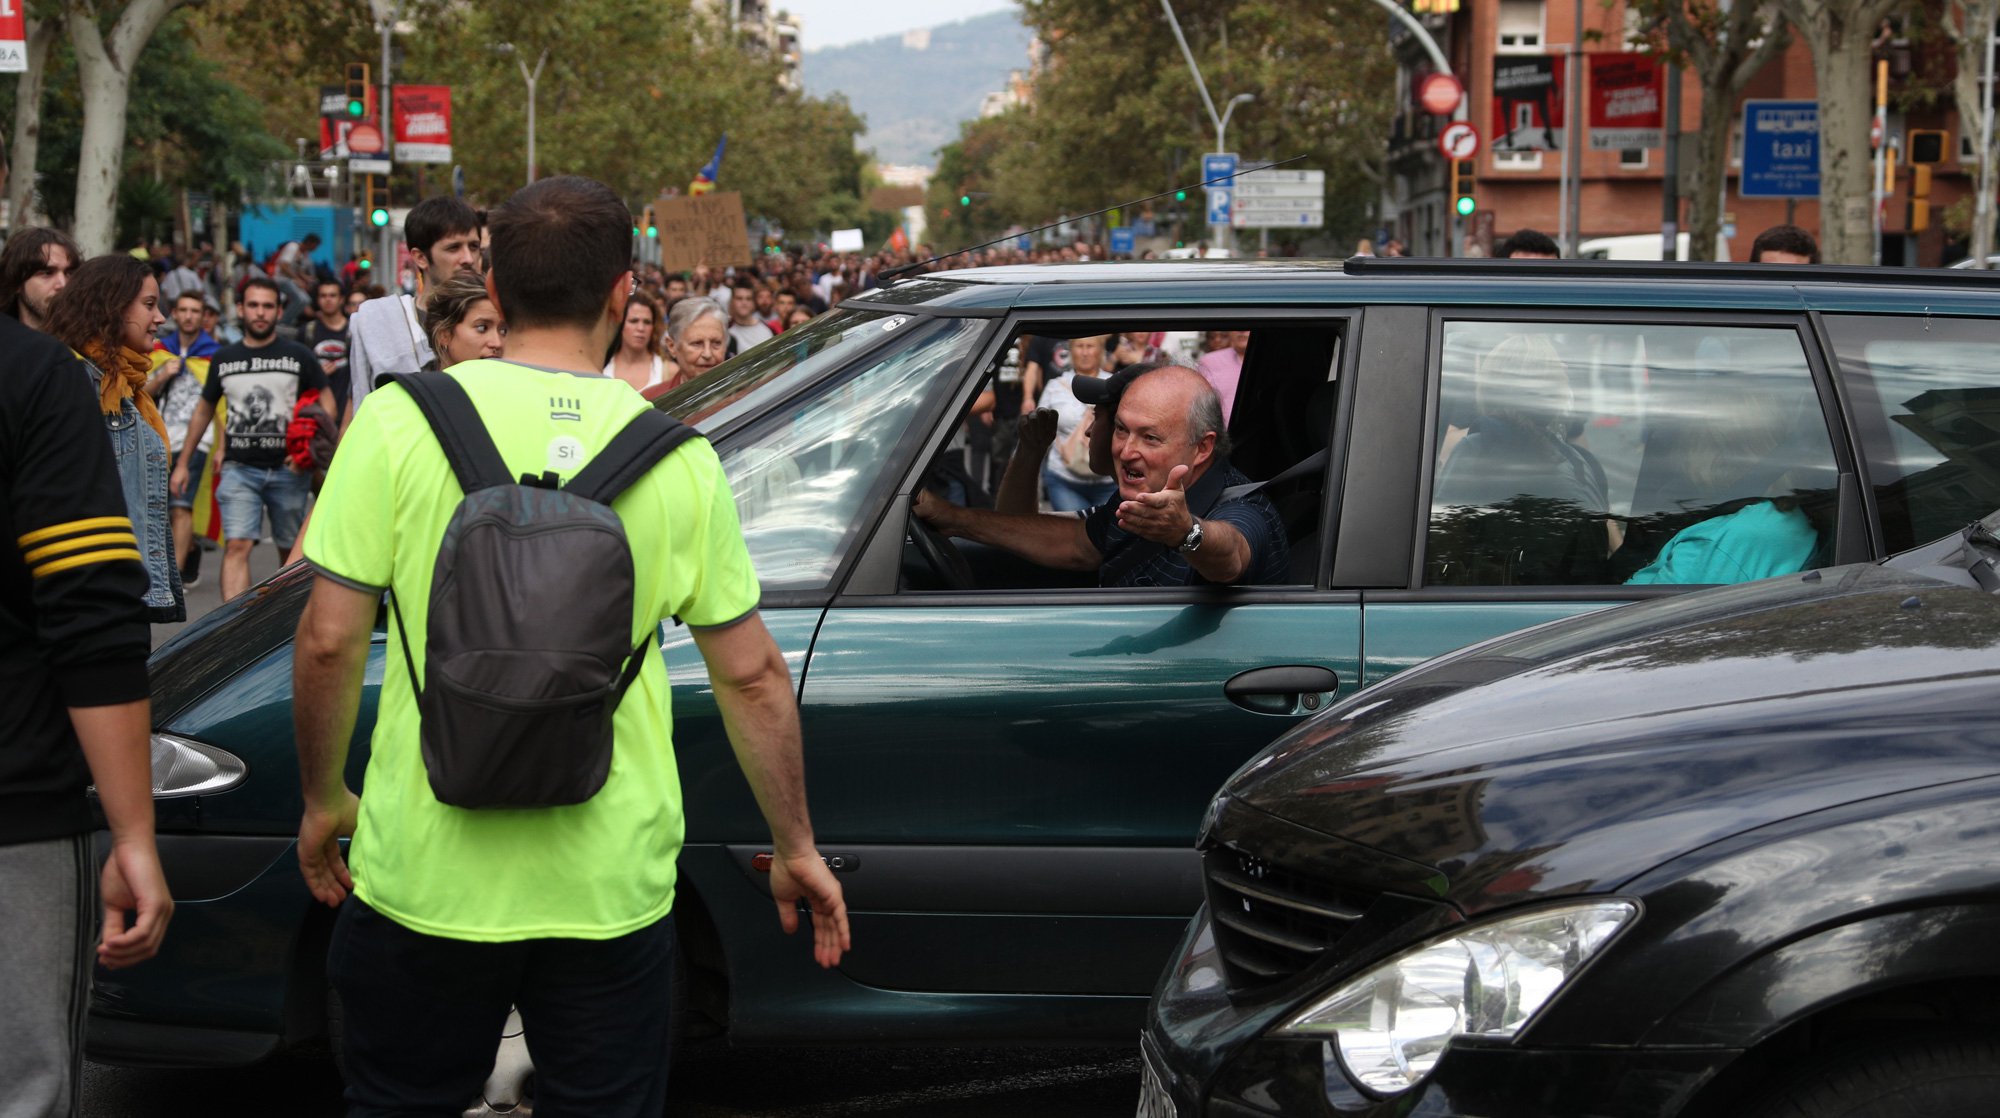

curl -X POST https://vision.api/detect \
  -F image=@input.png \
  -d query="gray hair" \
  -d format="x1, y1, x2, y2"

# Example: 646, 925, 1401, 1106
1186, 375, 1232, 460
667, 295, 727, 340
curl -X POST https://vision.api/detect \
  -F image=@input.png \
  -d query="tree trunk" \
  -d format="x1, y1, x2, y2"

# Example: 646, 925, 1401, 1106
67, 0, 184, 256
1686, 76, 1736, 261
1952, 0, 2000, 263
1813, 26, 1877, 264
8, 17, 58, 229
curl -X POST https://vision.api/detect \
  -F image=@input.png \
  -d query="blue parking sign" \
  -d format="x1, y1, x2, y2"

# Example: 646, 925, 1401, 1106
1740, 101, 1819, 199
1110, 227, 1136, 255
1203, 152, 1237, 225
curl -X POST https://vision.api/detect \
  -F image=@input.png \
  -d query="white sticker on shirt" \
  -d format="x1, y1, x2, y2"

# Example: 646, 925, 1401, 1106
548, 435, 585, 474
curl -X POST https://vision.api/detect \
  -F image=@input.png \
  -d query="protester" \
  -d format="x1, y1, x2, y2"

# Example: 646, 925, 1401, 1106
423, 271, 508, 369
299, 280, 352, 421
171, 277, 328, 601
1496, 229, 1560, 259
268, 232, 323, 327
148, 290, 221, 589
605, 289, 669, 392
0, 311, 174, 1118
1038, 334, 1118, 511
342, 196, 484, 429
42, 255, 185, 622
1750, 224, 1819, 264
784, 304, 813, 331
291, 174, 848, 1116
202, 295, 241, 346
344, 287, 369, 317
666, 296, 730, 385
726, 284, 775, 354
0, 227, 81, 332
1195, 329, 1249, 426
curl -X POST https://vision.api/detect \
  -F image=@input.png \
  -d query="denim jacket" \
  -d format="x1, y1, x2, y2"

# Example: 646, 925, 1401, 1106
83, 358, 185, 622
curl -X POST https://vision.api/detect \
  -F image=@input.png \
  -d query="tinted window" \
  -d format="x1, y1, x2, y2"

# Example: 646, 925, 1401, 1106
1823, 314, 2000, 553
653, 308, 891, 429
1428, 320, 1838, 586
721, 315, 986, 590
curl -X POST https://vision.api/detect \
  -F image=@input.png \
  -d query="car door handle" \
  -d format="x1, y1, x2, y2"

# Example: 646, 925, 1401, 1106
1224, 665, 1340, 717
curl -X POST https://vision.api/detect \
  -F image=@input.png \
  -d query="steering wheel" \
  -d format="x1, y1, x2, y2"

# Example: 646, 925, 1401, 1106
908, 511, 974, 591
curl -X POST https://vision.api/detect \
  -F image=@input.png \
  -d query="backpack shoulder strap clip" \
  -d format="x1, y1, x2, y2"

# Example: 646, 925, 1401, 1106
565, 409, 704, 506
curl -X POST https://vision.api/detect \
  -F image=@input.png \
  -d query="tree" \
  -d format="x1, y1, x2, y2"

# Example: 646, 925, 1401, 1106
1941, 0, 2000, 262
8, 7, 61, 227
65, 0, 192, 254
1779, 0, 1906, 262
1628, 0, 1792, 260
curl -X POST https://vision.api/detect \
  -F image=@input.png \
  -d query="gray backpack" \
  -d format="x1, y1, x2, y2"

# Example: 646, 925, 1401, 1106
380, 372, 701, 809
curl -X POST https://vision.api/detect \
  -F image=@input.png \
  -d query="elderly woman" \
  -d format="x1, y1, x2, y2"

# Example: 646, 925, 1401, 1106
665, 296, 729, 390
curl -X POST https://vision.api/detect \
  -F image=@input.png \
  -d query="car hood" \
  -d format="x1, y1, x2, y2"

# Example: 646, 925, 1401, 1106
1221, 563, 2000, 914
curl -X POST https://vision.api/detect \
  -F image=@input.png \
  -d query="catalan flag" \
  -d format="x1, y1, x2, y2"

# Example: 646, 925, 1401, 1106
689, 134, 727, 196
17, 516, 141, 579
150, 344, 223, 544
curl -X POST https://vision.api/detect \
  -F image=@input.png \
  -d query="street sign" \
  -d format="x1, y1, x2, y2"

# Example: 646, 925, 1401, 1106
349, 157, 392, 175
1110, 227, 1137, 255
346, 122, 385, 155
1438, 121, 1481, 161
0, 2, 28, 73
1203, 152, 1237, 225
1419, 73, 1464, 117
1740, 100, 1819, 199
1231, 169, 1325, 229
1017, 235, 1033, 252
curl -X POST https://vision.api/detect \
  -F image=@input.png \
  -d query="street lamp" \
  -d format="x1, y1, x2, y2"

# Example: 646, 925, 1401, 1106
1218, 93, 1254, 157
1160, 0, 1257, 252
493, 43, 551, 186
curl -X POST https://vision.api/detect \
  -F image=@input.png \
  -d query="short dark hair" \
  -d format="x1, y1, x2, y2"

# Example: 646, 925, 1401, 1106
42, 254, 151, 358
1750, 224, 1819, 263
174, 290, 206, 308
316, 279, 345, 296
404, 195, 482, 257
300, 233, 322, 248
1497, 229, 1560, 258
488, 176, 631, 331
240, 275, 282, 302
0, 227, 81, 319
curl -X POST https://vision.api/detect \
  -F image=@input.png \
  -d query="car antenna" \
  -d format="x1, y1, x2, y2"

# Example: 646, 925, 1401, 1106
876, 153, 1310, 282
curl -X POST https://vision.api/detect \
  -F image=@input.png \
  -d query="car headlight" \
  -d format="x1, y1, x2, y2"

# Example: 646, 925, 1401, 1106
1274, 900, 1635, 1096
149, 732, 248, 799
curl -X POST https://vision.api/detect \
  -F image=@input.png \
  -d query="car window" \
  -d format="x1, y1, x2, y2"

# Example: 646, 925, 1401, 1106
719, 315, 986, 590
1821, 314, 2000, 554
653, 307, 893, 429
1427, 320, 1839, 587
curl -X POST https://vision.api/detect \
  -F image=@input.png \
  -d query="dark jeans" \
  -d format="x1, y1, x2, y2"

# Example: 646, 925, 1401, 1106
327, 897, 677, 1118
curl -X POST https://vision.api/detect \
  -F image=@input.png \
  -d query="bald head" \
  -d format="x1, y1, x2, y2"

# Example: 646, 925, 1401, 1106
1109, 365, 1229, 499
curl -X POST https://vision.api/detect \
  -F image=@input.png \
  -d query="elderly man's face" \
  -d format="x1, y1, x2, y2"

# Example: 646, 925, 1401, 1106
1110, 373, 1215, 501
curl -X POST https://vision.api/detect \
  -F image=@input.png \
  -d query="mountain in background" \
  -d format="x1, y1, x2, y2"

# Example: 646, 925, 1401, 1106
802, 10, 1034, 168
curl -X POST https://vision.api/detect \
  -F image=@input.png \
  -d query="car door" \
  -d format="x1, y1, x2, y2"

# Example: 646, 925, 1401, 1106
1361, 308, 1866, 684
788, 309, 1365, 1000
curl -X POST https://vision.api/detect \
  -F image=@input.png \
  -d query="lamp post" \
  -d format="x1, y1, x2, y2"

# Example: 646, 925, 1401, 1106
1218, 92, 1255, 158
1160, 0, 1255, 253
369, 0, 397, 287
493, 44, 551, 187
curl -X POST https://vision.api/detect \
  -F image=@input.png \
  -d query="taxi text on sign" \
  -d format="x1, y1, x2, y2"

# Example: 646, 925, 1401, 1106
654, 191, 753, 272
1739, 100, 1819, 199
0, 0, 26, 73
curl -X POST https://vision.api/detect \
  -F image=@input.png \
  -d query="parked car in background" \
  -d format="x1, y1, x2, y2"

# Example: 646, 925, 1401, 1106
96, 259, 2000, 1066
1143, 512, 2000, 1117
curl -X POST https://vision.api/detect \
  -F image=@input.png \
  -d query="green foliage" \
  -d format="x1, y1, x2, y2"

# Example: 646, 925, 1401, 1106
0, 12, 289, 240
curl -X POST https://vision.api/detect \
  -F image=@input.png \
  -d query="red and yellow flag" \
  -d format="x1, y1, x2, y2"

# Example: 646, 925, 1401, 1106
149, 349, 222, 543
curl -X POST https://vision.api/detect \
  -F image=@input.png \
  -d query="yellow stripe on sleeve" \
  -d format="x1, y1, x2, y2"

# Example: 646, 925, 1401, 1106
17, 516, 134, 549
30, 548, 144, 578
23, 531, 139, 565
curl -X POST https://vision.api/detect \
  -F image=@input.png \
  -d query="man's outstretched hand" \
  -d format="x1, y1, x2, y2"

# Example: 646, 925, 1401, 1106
769, 850, 851, 968
1116, 463, 1194, 546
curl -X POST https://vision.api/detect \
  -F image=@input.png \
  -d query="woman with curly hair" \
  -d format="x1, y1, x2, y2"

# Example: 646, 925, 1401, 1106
602, 288, 669, 393
43, 255, 183, 621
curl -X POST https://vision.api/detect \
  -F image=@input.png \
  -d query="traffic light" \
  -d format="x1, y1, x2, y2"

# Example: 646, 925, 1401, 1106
1907, 130, 1943, 234
1175, 189, 1188, 202
1451, 159, 1476, 217
959, 194, 971, 207
1907, 129, 1947, 166
366, 176, 389, 227
344, 63, 371, 119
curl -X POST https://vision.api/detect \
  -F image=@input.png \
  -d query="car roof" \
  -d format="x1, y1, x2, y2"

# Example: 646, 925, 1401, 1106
843, 257, 2000, 317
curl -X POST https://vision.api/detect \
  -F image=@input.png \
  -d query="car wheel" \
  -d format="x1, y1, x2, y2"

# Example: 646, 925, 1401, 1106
1735, 1033, 2000, 1117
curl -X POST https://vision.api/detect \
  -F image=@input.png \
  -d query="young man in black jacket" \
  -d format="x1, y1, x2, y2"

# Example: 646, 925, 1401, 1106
0, 312, 173, 1114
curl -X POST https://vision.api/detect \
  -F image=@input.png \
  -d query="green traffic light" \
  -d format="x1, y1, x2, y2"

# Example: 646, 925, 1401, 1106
1175, 189, 1187, 201
371, 207, 390, 227
347, 99, 365, 118
647, 226, 658, 239
358, 259, 371, 270
959, 195, 971, 206
1455, 195, 1475, 217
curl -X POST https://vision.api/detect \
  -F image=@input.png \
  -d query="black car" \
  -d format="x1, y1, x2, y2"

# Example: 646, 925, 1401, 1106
1142, 515, 2000, 1116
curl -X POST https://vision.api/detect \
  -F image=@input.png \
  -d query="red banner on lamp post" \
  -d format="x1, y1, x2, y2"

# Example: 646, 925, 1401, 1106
0, 0, 27, 73
392, 85, 453, 165
1588, 53, 1665, 150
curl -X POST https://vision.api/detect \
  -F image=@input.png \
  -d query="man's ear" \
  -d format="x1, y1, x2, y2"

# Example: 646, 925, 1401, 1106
483, 272, 505, 321
607, 269, 634, 324
1190, 431, 1217, 471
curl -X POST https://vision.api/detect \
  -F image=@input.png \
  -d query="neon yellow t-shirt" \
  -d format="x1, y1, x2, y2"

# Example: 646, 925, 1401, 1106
303, 359, 760, 942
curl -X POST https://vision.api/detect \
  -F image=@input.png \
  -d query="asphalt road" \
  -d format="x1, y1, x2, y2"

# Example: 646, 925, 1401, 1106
83, 1045, 1142, 1116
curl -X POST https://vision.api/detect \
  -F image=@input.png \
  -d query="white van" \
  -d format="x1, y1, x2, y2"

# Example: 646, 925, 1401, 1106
1576, 232, 1731, 261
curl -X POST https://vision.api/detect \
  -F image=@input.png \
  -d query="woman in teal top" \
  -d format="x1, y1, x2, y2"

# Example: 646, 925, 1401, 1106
1626, 499, 1819, 585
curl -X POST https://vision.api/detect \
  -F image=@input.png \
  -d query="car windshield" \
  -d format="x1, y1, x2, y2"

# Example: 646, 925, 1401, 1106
653, 308, 895, 430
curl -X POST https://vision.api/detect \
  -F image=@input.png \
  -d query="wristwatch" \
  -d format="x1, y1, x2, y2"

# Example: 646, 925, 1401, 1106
1177, 517, 1205, 554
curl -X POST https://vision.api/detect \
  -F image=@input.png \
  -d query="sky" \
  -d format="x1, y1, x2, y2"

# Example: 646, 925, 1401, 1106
783, 0, 1018, 52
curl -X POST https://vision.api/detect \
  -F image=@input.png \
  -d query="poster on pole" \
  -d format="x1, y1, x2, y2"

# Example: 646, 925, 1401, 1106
1588, 53, 1664, 150
654, 192, 752, 272
0, 2, 25, 73
392, 85, 453, 165
1491, 55, 1565, 152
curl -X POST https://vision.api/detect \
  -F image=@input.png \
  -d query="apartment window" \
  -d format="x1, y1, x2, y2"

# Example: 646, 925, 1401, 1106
1494, 150, 1545, 171
1620, 148, 1650, 169
1498, 0, 1545, 51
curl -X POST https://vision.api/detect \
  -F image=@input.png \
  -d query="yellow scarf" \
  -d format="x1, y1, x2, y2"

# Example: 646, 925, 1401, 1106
85, 341, 170, 449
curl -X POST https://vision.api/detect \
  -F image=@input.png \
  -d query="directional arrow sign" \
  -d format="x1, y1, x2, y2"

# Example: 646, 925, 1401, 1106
1438, 121, 1481, 161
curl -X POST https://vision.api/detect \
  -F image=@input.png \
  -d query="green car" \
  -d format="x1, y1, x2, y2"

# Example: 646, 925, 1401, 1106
96, 258, 2000, 1065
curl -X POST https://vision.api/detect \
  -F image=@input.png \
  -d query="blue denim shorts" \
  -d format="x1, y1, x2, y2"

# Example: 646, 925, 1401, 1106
215, 462, 308, 549
170, 448, 206, 511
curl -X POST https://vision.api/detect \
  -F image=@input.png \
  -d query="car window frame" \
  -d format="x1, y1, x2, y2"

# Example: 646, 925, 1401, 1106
1398, 306, 1865, 599
835, 305, 1364, 606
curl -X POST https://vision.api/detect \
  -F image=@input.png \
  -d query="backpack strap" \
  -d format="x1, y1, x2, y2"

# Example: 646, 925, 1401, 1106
564, 408, 704, 506
380, 372, 513, 493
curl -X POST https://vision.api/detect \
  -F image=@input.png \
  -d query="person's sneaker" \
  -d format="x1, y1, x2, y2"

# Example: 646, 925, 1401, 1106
180, 547, 202, 589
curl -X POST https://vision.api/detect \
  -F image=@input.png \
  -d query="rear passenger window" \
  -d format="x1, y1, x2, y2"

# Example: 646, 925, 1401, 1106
1427, 320, 1839, 586
1822, 315, 2000, 554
